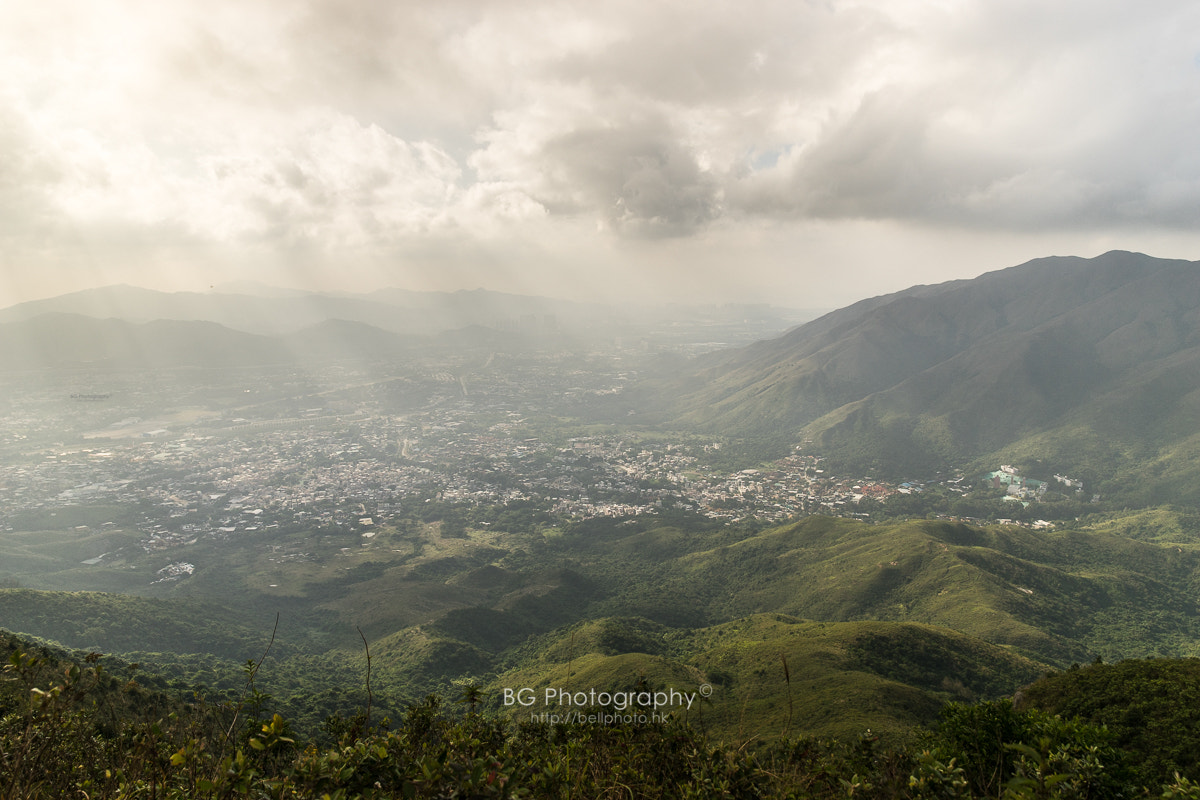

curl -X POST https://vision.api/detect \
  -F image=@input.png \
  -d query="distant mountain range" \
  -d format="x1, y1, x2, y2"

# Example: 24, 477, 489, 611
0, 313, 289, 369
0, 285, 812, 369
0, 284, 582, 337
0, 285, 598, 367
646, 250, 1200, 502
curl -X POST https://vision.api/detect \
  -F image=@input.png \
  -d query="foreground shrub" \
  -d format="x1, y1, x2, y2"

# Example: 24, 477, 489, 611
0, 649, 1174, 799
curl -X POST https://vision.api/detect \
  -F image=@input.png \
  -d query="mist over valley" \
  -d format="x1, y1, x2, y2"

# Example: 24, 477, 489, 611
5, 253, 1200, 762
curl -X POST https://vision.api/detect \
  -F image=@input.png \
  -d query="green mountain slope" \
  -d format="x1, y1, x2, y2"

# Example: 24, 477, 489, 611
653, 251, 1200, 499
332, 513, 1200, 725
543, 515, 1200, 665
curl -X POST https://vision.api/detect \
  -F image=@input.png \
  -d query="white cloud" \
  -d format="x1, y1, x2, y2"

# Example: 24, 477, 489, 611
197, 111, 463, 246
3, 0, 1200, 306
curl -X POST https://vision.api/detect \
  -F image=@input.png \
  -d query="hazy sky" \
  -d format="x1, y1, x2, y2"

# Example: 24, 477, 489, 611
3, 1, 1199, 309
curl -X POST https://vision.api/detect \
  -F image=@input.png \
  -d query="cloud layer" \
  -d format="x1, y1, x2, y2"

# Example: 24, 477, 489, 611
2, 0, 1199, 305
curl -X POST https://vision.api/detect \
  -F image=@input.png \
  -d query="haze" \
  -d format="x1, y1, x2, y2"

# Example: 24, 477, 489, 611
3, 1, 1199, 309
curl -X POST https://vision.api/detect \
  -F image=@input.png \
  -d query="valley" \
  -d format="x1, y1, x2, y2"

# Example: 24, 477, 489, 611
0, 354, 1082, 605
6, 3, 1198, 791
4, 254, 1200, 754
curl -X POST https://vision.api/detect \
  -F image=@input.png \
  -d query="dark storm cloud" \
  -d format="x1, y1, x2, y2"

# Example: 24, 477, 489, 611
535, 118, 721, 238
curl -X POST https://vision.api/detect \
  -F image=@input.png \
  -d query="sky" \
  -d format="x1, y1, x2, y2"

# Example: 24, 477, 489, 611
2, 0, 1199, 310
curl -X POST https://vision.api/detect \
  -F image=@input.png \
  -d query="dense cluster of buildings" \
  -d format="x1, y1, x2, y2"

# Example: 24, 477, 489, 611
0, 358, 1068, 562
0, 389, 929, 554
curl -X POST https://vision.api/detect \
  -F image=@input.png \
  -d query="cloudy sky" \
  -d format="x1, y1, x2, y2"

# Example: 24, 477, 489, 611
2, 0, 1199, 310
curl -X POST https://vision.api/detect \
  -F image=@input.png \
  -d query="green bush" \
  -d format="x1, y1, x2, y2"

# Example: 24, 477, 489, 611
0, 644, 1183, 800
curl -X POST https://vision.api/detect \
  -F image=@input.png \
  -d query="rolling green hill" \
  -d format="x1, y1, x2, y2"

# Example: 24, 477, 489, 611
0, 588, 290, 659
539, 515, 1200, 665
6, 512, 1200, 742
488, 613, 1045, 744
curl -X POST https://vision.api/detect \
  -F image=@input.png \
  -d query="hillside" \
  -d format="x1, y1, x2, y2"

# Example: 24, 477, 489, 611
0, 588, 297, 659
487, 613, 1044, 743
550, 515, 1200, 664
1019, 657, 1200, 787
8, 511, 1200, 743
0, 313, 291, 369
11, 513, 1200, 672
650, 251, 1200, 500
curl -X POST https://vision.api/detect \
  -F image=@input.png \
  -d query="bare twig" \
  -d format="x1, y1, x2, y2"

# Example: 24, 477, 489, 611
781, 652, 793, 738
358, 626, 373, 732
221, 612, 280, 754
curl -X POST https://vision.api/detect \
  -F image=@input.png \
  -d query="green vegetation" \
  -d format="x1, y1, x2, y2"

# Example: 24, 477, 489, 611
1020, 658, 1200, 788
9, 510, 1200, 748
491, 614, 1044, 744
13, 254, 1200, 793
3, 630, 1193, 799
921, 698, 1132, 800
0, 589, 289, 659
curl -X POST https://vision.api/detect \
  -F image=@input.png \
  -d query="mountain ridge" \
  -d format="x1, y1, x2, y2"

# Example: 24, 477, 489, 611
648, 250, 1200, 498
0, 311, 552, 369
0, 284, 596, 337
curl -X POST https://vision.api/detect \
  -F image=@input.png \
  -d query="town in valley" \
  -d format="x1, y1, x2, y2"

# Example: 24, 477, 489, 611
0, 333, 1088, 593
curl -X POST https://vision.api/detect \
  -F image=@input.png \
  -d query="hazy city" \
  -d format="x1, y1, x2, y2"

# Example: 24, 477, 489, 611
0, 322, 961, 595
